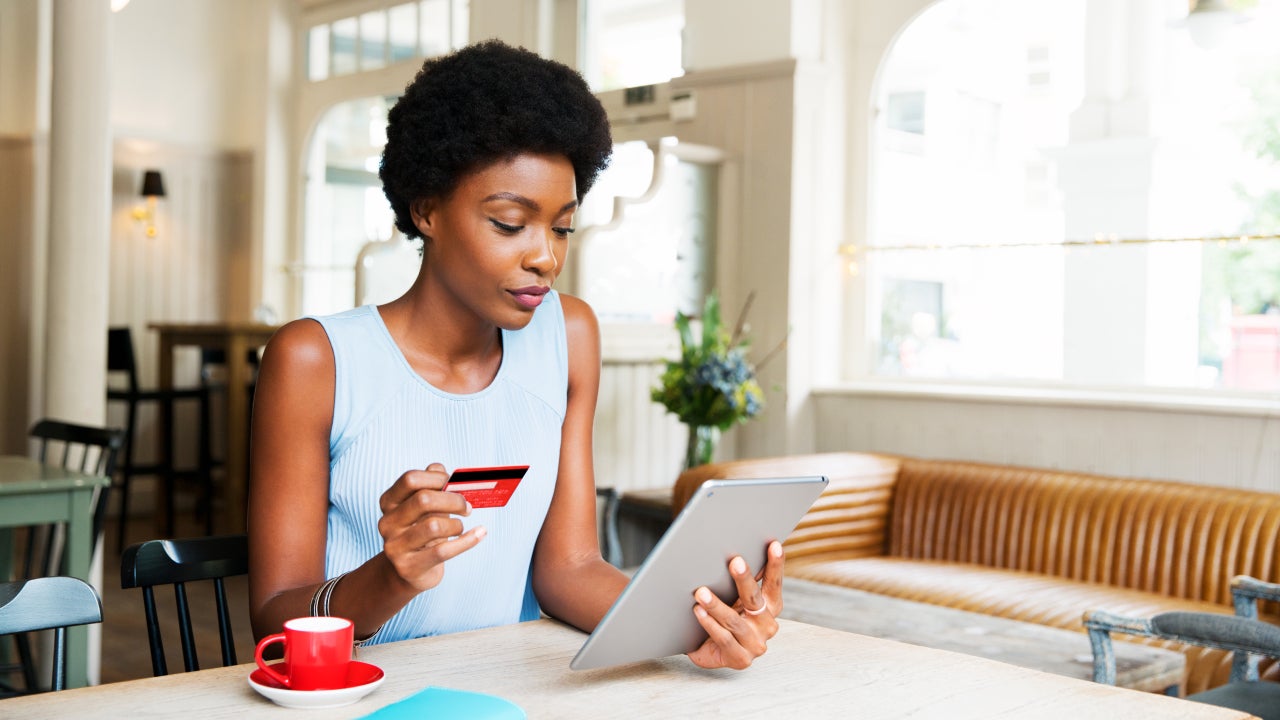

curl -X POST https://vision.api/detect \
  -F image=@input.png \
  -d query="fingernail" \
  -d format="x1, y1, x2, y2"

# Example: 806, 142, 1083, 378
730, 557, 746, 575
696, 587, 712, 604
771, 541, 783, 557
465, 500, 473, 514
474, 526, 487, 540
694, 605, 707, 619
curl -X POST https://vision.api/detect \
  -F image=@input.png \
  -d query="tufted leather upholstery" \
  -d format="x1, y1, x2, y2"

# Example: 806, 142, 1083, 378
672, 453, 1280, 695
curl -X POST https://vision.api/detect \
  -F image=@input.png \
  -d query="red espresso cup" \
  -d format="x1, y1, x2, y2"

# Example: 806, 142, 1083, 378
254, 616, 354, 690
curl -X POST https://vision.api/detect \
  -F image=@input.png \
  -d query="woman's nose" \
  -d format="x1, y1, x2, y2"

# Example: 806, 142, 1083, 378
524, 230, 560, 274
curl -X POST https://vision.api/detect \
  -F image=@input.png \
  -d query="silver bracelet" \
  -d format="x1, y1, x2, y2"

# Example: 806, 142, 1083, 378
311, 571, 383, 648
309, 574, 342, 617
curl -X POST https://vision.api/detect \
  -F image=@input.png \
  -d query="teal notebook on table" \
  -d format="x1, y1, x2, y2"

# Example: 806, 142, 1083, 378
359, 686, 525, 719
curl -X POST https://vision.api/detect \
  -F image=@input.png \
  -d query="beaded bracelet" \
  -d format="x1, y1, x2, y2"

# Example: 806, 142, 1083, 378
309, 572, 383, 648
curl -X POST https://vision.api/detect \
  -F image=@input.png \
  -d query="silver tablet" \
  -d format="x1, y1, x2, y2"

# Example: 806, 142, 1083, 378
570, 475, 829, 670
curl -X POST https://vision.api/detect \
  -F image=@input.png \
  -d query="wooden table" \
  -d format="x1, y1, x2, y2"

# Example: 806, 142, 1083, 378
1, 619, 1251, 718
149, 322, 279, 533
780, 577, 1186, 693
0, 456, 111, 690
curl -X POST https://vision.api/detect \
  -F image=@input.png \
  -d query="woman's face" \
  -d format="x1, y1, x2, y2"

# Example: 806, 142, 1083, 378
413, 152, 578, 330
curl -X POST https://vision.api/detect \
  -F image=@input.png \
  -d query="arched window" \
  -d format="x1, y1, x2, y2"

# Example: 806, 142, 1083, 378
293, 1, 468, 317
300, 95, 401, 316
858, 0, 1280, 392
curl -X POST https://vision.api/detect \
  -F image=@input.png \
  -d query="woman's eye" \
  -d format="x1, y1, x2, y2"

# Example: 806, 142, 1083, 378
552, 226, 576, 238
490, 219, 523, 234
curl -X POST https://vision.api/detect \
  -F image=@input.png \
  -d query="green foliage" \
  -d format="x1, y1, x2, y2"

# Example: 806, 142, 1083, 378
650, 293, 765, 431
1239, 66, 1280, 166
1202, 241, 1280, 316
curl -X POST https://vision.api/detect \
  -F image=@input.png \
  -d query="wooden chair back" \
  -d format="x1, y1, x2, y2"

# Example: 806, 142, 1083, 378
120, 534, 249, 676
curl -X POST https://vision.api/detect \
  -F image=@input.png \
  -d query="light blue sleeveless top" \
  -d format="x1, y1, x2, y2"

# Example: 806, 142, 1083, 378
312, 291, 567, 644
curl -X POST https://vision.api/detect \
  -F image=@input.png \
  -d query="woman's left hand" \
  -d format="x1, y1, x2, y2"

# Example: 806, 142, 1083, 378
687, 540, 785, 669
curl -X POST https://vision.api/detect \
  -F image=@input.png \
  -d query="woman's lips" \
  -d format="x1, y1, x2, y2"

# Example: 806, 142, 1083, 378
509, 286, 548, 309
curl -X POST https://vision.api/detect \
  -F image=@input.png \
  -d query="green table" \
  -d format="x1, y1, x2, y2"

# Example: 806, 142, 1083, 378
0, 455, 110, 689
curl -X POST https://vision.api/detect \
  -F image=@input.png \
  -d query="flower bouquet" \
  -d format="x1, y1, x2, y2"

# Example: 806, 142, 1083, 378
651, 292, 766, 468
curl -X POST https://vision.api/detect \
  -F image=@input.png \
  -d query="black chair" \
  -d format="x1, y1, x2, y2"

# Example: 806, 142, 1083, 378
107, 326, 216, 547
0, 577, 103, 693
596, 487, 623, 567
27, 419, 126, 571
120, 534, 249, 676
1, 420, 123, 695
1086, 575, 1280, 719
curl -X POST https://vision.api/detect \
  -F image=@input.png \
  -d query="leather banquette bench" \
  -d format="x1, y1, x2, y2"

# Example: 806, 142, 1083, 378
673, 452, 1280, 694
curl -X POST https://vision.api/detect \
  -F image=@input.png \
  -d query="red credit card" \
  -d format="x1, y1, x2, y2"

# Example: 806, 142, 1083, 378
445, 465, 529, 508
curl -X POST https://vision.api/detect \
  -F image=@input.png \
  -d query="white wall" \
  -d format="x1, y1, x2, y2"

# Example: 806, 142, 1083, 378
813, 386, 1280, 493
682, 0, 828, 72
110, 0, 258, 149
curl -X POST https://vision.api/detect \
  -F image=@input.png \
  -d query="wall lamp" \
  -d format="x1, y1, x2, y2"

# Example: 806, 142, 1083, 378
131, 169, 166, 238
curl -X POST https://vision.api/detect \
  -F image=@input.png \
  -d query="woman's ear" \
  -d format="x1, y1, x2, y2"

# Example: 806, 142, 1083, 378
410, 198, 435, 240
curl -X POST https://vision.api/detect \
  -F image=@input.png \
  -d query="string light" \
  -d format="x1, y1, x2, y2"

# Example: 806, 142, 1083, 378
837, 233, 1280, 258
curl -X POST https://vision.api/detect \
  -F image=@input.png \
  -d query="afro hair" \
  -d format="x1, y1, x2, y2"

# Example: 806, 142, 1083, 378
380, 40, 613, 241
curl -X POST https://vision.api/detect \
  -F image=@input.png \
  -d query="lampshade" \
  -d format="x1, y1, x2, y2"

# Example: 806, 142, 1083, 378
140, 170, 166, 198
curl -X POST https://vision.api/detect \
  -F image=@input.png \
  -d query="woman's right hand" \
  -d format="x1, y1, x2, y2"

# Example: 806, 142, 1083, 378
377, 462, 486, 592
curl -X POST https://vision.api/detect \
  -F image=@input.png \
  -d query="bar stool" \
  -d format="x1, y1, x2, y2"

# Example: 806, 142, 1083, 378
106, 327, 216, 548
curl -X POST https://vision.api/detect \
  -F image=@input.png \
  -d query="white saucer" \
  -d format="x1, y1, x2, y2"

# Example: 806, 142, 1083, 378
248, 660, 385, 710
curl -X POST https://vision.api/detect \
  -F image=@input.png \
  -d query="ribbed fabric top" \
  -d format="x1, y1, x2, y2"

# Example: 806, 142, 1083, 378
311, 292, 567, 644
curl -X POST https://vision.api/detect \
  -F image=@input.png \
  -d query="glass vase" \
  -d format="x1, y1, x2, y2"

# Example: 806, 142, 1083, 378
684, 424, 720, 469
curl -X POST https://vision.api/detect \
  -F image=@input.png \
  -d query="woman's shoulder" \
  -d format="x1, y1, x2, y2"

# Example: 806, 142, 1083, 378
555, 293, 600, 394
263, 317, 333, 374
555, 292, 600, 348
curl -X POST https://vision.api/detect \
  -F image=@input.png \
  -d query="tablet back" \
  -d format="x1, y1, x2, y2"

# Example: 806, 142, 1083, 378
570, 476, 829, 670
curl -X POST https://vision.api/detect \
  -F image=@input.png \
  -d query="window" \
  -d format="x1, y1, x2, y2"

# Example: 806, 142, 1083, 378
305, 0, 467, 82
885, 92, 925, 135
298, 0, 469, 315
577, 139, 719, 323
300, 96, 398, 317
582, 0, 684, 91
857, 0, 1280, 393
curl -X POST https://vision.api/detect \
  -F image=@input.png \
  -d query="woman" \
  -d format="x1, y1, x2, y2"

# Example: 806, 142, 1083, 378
247, 40, 782, 670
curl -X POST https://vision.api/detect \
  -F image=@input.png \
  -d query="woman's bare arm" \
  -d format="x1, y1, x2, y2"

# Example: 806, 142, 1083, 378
529, 294, 629, 630
247, 319, 481, 640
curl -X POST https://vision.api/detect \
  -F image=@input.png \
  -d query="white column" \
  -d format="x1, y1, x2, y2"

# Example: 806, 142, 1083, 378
45, 0, 110, 424
250, 0, 294, 322
1057, 139, 1158, 385
46, 0, 112, 687
1056, 0, 1201, 386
